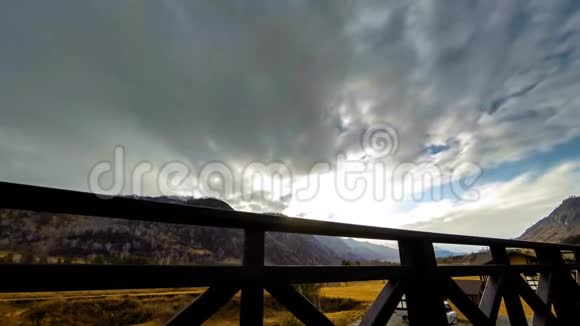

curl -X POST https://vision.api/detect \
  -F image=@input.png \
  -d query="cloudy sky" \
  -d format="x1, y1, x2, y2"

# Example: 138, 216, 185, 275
2, 0, 580, 240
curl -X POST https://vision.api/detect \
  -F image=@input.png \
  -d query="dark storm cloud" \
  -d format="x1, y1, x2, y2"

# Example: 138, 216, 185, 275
1, 0, 580, 202
0, 0, 354, 189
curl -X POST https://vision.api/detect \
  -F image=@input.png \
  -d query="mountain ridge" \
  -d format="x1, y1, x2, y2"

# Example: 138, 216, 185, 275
0, 196, 408, 265
518, 196, 580, 243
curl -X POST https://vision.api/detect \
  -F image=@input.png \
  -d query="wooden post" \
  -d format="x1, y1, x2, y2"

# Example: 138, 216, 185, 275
536, 248, 580, 325
490, 246, 527, 326
240, 229, 265, 326
359, 279, 406, 326
398, 239, 448, 325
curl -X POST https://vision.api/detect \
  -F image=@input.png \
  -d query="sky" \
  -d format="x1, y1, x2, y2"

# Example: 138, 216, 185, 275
1, 0, 580, 240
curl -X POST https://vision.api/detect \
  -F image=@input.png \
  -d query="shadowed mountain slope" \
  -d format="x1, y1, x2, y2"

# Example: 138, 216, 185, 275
518, 196, 580, 243
0, 196, 403, 265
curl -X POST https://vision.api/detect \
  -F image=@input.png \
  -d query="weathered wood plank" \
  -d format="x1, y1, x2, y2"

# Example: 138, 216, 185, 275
165, 286, 239, 326
0, 264, 247, 292
436, 264, 574, 277
479, 274, 504, 322
359, 279, 406, 326
0, 265, 408, 292
266, 284, 333, 326
442, 277, 491, 326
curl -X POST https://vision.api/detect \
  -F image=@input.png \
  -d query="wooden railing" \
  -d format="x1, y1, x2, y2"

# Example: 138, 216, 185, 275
0, 181, 578, 325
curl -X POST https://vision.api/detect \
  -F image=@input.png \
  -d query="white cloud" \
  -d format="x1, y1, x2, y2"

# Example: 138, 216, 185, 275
283, 161, 580, 241
401, 161, 580, 238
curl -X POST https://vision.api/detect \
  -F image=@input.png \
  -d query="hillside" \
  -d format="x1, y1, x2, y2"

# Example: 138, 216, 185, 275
518, 196, 580, 243
0, 196, 402, 265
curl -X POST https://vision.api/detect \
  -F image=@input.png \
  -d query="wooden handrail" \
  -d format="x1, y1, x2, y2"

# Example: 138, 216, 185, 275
0, 181, 579, 325
1, 181, 578, 249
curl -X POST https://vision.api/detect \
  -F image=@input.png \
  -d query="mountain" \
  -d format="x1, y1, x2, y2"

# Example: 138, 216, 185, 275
518, 196, 580, 243
315, 237, 400, 262
0, 196, 402, 265
434, 247, 458, 258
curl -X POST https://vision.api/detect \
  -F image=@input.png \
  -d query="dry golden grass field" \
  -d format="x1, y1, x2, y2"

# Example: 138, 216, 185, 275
0, 279, 537, 325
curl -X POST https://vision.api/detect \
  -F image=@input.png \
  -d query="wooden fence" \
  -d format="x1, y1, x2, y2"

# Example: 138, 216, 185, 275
0, 182, 578, 325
